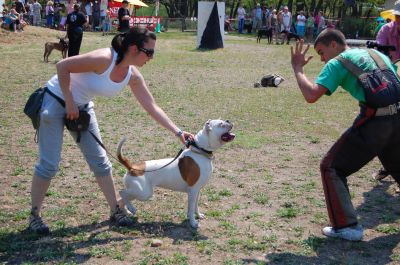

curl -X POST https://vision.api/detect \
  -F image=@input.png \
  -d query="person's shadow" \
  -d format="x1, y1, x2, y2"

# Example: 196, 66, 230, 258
1, 218, 207, 264
243, 181, 400, 264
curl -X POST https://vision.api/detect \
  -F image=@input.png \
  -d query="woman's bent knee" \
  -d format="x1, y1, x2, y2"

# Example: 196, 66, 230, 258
34, 165, 58, 180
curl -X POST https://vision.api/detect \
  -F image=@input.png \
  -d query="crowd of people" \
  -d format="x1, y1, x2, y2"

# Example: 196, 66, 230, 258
0, 0, 112, 34
228, 3, 335, 45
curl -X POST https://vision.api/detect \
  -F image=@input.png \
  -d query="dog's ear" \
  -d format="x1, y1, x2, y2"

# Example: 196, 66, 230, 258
205, 119, 212, 133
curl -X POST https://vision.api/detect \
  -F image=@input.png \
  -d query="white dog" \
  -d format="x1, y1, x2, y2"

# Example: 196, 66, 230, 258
117, 119, 235, 228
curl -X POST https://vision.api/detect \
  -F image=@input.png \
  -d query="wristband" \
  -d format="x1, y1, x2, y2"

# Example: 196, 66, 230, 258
175, 129, 183, 137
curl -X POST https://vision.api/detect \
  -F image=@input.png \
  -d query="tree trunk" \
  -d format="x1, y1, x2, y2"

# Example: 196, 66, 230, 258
288, 0, 294, 11
309, 0, 316, 15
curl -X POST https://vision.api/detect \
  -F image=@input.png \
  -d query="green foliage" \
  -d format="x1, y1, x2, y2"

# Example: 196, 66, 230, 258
337, 16, 377, 38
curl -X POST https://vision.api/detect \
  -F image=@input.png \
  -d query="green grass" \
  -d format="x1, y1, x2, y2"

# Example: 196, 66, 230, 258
1, 27, 399, 265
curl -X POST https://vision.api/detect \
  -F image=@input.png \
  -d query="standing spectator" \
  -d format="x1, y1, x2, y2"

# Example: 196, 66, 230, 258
374, 17, 385, 37
45, 1, 54, 28
59, 3, 67, 30
377, 1, 400, 62
252, 3, 262, 33
268, 9, 279, 44
296, 10, 306, 38
281, 6, 292, 44
317, 11, 325, 35
84, 0, 92, 30
65, 3, 87, 57
25, 0, 33, 25
99, 2, 106, 32
276, 7, 284, 44
24, 0, 32, 24
306, 13, 315, 43
15, 0, 26, 16
102, 6, 111, 36
92, 0, 100, 31
31, 0, 41, 26
237, 3, 246, 34
372, 0, 400, 191
117, 0, 130, 32
53, 3, 61, 28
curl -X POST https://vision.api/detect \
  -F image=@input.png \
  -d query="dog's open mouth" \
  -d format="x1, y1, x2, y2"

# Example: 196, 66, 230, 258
221, 132, 235, 142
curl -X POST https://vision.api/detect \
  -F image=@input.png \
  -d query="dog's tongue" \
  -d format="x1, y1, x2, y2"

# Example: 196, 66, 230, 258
221, 132, 235, 142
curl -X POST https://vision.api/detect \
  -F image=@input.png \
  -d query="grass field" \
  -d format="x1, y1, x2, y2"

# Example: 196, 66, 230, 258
1, 26, 400, 265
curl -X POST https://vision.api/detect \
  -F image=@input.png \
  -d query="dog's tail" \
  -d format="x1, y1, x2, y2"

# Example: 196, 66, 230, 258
117, 137, 133, 170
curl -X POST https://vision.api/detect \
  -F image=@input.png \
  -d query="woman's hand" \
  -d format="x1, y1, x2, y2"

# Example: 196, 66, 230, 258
176, 130, 194, 145
65, 101, 79, 120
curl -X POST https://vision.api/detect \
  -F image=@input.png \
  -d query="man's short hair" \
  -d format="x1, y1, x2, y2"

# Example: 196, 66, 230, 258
122, 0, 129, 4
314, 28, 346, 48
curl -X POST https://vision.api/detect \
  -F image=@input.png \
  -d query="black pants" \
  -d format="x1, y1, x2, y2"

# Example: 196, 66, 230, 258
67, 31, 83, 57
320, 114, 400, 229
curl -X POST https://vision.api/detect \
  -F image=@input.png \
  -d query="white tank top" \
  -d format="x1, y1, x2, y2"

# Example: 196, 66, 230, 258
47, 49, 133, 105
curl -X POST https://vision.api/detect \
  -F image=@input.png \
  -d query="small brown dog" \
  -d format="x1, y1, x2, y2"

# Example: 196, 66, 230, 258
43, 37, 69, 62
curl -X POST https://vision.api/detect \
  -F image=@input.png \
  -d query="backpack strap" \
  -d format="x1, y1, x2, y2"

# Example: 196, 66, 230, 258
367, 49, 389, 70
335, 55, 364, 78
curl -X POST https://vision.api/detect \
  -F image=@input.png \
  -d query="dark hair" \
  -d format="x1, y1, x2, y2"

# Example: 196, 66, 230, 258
111, 27, 156, 65
314, 28, 346, 48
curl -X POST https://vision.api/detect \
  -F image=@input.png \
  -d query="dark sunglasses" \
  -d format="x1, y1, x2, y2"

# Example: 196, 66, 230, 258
139, 47, 155, 57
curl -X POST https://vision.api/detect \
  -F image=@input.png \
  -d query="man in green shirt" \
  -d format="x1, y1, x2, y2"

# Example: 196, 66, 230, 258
291, 29, 400, 241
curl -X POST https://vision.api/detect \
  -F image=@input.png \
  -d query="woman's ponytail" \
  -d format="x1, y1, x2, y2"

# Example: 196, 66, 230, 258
110, 28, 156, 65
111, 32, 127, 65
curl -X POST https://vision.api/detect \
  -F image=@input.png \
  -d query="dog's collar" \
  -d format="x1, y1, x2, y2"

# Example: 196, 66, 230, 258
186, 140, 213, 159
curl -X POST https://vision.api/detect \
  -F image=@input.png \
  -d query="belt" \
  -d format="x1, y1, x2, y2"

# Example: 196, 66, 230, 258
375, 102, 400, 116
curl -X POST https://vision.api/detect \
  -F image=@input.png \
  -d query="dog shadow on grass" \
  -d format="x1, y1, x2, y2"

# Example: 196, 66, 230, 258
1, 218, 206, 264
131, 219, 208, 243
243, 181, 400, 264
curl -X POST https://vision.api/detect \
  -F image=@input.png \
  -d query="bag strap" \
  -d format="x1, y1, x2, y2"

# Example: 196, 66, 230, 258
44, 87, 66, 107
335, 55, 364, 77
367, 49, 389, 70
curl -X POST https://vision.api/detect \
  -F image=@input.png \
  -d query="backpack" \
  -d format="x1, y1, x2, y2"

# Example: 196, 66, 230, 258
260, 74, 284, 87
336, 49, 400, 126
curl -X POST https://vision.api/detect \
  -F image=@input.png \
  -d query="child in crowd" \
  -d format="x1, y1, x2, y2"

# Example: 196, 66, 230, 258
102, 7, 111, 35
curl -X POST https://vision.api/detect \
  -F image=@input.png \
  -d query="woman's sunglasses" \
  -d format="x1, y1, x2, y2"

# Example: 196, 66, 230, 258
139, 47, 155, 57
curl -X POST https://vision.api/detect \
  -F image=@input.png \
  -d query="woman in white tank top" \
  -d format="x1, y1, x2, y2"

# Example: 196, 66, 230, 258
28, 27, 194, 234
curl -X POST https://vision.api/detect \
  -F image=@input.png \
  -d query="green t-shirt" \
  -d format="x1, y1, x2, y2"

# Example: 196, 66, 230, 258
315, 48, 397, 103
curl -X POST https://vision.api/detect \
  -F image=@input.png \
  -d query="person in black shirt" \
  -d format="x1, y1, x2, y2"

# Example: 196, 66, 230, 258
65, 3, 87, 57
118, 0, 130, 32
15, 0, 26, 15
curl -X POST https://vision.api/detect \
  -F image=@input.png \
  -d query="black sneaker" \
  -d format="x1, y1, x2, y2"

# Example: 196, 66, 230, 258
28, 212, 50, 235
110, 205, 134, 227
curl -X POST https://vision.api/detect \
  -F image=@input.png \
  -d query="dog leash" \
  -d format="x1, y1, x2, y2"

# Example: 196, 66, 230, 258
44, 88, 198, 171
140, 140, 192, 172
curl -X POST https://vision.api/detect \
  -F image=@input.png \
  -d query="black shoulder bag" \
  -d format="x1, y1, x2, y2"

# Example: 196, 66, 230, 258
24, 87, 47, 130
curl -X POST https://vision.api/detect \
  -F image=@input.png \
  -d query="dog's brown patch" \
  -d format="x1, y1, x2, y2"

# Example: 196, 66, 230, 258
129, 161, 145, 176
178, 156, 200, 186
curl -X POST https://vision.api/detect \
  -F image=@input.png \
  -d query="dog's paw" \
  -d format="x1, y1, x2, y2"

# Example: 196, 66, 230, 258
197, 213, 205, 220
